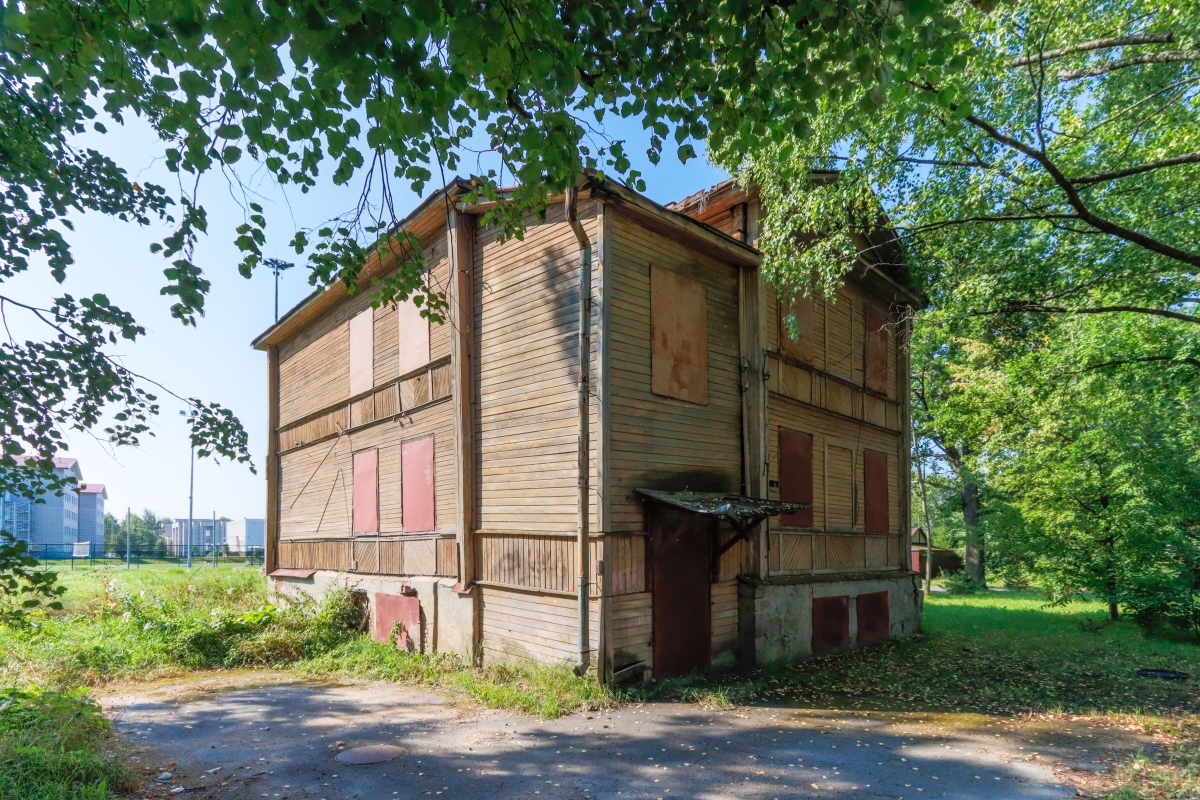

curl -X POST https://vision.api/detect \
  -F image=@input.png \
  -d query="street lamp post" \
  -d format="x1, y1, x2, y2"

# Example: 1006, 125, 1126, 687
264, 258, 295, 322
180, 409, 198, 569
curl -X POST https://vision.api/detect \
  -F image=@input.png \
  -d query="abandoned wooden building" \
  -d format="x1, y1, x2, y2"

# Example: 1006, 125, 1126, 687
253, 175, 923, 681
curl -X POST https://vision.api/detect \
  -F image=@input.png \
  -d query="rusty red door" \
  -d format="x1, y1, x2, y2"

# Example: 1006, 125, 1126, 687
652, 513, 711, 678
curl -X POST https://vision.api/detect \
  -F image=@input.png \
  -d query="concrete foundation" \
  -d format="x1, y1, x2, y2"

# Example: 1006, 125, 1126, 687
270, 571, 477, 659
738, 571, 923, 666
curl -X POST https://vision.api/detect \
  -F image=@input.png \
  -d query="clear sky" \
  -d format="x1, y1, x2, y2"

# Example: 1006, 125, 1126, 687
3, 112, 728, 522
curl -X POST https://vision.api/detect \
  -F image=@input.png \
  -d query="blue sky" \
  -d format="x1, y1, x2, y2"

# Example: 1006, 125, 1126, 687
3, 113, 728, 521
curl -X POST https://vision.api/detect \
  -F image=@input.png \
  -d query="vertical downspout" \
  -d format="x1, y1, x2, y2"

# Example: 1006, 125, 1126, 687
566, 186, 592, 677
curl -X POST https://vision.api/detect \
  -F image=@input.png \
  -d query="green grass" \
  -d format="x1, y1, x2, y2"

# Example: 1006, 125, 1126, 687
0, 565, 608, 719
0, 687, 130, 800
652, 590, 1200, 718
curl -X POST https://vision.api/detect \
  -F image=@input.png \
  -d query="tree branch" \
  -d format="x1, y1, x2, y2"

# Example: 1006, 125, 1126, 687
1070, 152, 1200, 186
979, 302, 1200, 325
958, 111, 1200, 269
1009, 33, 1174, 67
1059, 50, 1200, 80
1063, 355, 1200, 374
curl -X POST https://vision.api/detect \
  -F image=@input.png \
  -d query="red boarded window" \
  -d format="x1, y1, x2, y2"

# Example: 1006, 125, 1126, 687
863, 449, 889, 534
812, 595, 850, 653
397, 298, 430, 377
402, 436, 436, 532
352, 449, 379, 534
864, 307, 889, 395
856, 590, 890, 645
779, 429, 813, 527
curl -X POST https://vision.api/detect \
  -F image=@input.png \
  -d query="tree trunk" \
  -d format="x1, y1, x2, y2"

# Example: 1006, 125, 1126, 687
1109, 601, 1119, 622
962, 478, 985, 587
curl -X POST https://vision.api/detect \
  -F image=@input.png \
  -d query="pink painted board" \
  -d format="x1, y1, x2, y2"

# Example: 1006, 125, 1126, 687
402, 436, 435, 532
348, 308, 374, 396
374, 592, 421, 651
396, 298, 430, 377
352, 449, 379, 534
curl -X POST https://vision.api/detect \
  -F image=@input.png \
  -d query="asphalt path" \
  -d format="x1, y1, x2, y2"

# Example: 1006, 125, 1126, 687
106, 677, 1101, 800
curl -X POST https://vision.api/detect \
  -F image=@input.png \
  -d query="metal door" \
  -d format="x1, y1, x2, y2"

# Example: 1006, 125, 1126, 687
651, 510, 711, 678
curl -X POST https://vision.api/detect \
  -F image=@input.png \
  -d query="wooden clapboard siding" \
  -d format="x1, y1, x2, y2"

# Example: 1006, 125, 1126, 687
276, 536, 456, 576
607, 210, 744, 532
474, 531, 601, 596
473, 200, 602, 533
479, 585, 600, 665
279, 396, 455, 541
767, 390, 904, 574
715, 526, 754, 581
609, 591, 652, 670
607, 534, 646, 595
711, 579, 738, 660
277, 236, 449, 428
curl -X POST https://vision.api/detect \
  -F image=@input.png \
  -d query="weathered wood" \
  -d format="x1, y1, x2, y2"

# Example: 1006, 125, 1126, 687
740, 261, 768, 578
265, 344, 280, 575
448, 208, 476, 586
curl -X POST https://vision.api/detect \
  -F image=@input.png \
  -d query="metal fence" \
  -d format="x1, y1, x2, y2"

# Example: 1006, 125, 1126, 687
23, 543, 265, 569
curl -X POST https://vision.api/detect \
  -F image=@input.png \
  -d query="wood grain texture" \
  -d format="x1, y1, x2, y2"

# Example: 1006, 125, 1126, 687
479, 585, 600, 665
650, 265, 709, 405
473, 199, 602, 533
607, 211, 744, 532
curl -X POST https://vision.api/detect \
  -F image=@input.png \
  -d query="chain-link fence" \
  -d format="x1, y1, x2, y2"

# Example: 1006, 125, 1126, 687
23, 543, 264, 569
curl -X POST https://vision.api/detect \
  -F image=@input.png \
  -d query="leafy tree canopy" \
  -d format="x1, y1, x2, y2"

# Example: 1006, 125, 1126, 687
727, 0, 1200, 336
0, 0, 967, 494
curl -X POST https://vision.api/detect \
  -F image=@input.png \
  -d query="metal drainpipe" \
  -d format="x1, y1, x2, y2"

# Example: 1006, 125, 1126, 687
566, 185, 592, 677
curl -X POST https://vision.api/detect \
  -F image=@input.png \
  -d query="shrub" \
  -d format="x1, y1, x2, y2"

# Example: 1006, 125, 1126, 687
943, 570, 981, 595
1121, 569, 1200, 642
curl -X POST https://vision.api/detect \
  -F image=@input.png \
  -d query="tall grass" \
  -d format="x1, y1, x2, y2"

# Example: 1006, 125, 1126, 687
0, 566, 608, 718
0, 687, 130, 800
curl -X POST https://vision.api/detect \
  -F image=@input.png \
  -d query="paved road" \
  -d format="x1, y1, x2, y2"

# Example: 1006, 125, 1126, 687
107, 677, 1088, 799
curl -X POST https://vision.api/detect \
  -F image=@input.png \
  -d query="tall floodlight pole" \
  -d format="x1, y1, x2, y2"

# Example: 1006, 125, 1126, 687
125, 507, 131, 569
264, 258, 295, 322
181, 409, 198, 568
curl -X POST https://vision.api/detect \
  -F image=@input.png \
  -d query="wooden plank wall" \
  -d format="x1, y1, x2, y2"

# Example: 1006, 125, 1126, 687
277, 537, 457, 577
607, 210, 744, 531
473, 199, 602, 533
474, 532, 602, 597
764, 272, 906, 576
609, 591, 652, 671
479, 586, 600, 666
273, 229, 458, 577
711, 579, 738, 661
767, 393, 904, 575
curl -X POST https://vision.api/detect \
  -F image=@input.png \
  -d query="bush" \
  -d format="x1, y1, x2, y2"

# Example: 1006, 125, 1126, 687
943, 570, 981, 595
0, 687, 129, 800
1121, 569, 1200, 641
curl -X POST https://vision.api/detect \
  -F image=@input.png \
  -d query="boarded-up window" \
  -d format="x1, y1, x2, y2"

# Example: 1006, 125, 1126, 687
650, 265, 708, 405
826, 295, 853, 378
825, 443, 855, 529
397, 298, 430, 377
348, 308, 374, 396
352, 449, 378, 534
864, 307, 889, 395
812, 595, 850, 653
779, 291, 814, 364
401, 436, 435, 532
863, 448, 889, 533
779, 429, 814, 527
856, 590, 890, 645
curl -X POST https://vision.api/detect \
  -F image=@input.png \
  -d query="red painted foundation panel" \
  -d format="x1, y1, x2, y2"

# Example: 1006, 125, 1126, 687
812, 595, 850, 654
856, 591, 890, 645
374, 592, 421, 651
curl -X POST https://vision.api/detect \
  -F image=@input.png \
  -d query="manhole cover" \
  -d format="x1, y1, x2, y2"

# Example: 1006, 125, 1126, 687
335, 745, 408, 765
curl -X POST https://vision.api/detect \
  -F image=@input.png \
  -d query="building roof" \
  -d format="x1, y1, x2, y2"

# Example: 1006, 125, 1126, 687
12, 455, 78, 471
79, 483, 107, 498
